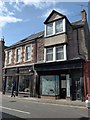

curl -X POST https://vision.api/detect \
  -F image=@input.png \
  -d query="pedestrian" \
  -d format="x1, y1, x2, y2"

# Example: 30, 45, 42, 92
11, 80, 16, 97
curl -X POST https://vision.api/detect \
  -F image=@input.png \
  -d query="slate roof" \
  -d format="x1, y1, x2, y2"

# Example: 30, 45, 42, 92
5, 19, 85, 50
6, 31, 44, 49
71, 20, 85, 29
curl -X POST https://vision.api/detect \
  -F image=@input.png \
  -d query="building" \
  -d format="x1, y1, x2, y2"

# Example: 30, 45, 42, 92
3, 9, 90, 101
0, 38, 5, 91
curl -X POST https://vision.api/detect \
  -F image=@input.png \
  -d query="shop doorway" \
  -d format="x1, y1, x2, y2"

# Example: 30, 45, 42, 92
60, 75, 66, 99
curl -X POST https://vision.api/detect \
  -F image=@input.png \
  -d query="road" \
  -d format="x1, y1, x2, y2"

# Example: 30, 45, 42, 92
1, 95, 90, 119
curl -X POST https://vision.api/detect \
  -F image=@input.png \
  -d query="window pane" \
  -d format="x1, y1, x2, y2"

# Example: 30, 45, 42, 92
46, 48, 53, 61
40, 75, 59, 96
55, 20, 63, 33
46, 54, 53, 61
46, 23, 53, 36
7, 51, 11, 64
19, 76, 30, 92
56, 46, 64, 60
16, 48, 21, 62
6, 77, 12, 91
26, 46, 31, 60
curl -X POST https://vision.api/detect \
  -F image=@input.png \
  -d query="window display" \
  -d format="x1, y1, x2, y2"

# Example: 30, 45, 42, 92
40, 75, 59, 96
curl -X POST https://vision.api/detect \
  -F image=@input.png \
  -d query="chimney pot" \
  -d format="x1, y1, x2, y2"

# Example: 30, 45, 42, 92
81, 9, 87, 21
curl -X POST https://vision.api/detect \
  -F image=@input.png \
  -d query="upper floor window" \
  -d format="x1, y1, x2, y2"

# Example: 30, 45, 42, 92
45, 19, 65, 37
55, 20, 63, 33
7, 51, 11, 64
16, 48, 21, 62
46, 47, 53, 61
56, 46, 64, 60
46, 23, 53, 36
26, 45, 32, 61
44, 44, 66, 62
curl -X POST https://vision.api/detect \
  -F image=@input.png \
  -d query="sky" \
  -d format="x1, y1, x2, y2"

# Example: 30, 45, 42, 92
0, 0, 89, 46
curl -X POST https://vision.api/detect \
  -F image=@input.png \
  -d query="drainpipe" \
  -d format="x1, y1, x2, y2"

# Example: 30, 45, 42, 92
32, 64, 37, 97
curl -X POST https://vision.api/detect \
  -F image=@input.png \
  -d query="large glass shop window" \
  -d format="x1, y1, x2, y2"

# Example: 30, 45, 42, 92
19, 76, 30, 92
40, 75, 59, 96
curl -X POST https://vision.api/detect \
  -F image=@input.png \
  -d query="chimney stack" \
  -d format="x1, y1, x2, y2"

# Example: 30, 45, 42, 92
81, 9, 87, 21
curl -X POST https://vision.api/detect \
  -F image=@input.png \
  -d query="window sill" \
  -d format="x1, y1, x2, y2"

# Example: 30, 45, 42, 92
45, 31, 65, 38
25, 59, 32, 62
44, 59, 66, 63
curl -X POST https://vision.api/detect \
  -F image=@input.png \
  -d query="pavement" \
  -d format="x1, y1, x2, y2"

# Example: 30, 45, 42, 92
2, 92, 86, 108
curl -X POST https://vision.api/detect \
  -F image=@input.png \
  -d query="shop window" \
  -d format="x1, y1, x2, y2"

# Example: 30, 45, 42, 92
6, 76, 12, 91
40, 75, 59, 96
19, 76, 30, 92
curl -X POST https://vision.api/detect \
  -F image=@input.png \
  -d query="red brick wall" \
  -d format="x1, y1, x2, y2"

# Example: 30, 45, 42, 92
84, 61, 90, 100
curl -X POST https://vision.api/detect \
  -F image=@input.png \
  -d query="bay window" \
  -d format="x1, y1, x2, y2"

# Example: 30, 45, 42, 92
56, 46, 64, 60
46, 47, 53, 61
45, 44, 66, 62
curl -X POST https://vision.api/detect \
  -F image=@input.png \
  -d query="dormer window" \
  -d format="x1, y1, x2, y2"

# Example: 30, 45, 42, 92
45, 19, 65, 37
55, 19, 63, 33
46, 23, 53, 36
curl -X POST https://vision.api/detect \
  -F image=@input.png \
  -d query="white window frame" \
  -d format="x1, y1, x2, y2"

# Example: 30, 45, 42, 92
15, 47, 21, 63
44, 44, 67, 62
46, 22, 53, 37
45, 18, 66, 37
46, 47, 53, 62
25, 44, 32, 62
7, 50, 12, 64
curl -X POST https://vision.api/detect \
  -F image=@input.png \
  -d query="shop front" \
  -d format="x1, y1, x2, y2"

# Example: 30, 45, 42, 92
3, 66, 34, 97
35, 59, 84, 101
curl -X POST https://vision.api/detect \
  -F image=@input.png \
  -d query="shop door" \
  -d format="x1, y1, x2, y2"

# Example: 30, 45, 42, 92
61, 79, 66, 99
76, 80, 81, 100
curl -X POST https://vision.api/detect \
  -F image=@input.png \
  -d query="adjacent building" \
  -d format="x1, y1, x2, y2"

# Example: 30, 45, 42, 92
3, 9, 90, 101
0, 38, 5, 91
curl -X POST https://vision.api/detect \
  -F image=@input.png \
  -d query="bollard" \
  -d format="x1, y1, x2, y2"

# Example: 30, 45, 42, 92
85, 94, 90, 118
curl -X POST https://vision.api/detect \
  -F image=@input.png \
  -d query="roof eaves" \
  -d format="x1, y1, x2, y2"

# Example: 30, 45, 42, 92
5, 31, 44, 50
44, 10, 65, 24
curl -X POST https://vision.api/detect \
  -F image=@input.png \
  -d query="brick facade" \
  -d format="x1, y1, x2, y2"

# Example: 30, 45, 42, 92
2, 9, 90, 101
84, 61, 90, 100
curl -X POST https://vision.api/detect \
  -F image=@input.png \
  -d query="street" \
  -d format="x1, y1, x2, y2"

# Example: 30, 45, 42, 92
1, 95, 90, 119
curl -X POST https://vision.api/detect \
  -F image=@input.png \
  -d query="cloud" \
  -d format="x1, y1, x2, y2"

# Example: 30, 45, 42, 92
0, 0, 23, 37
4, 0, 57, 9
0, 16, 22, 27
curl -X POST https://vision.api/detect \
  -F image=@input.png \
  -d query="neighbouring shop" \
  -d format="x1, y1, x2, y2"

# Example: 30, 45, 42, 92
3, 66, 34, 97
